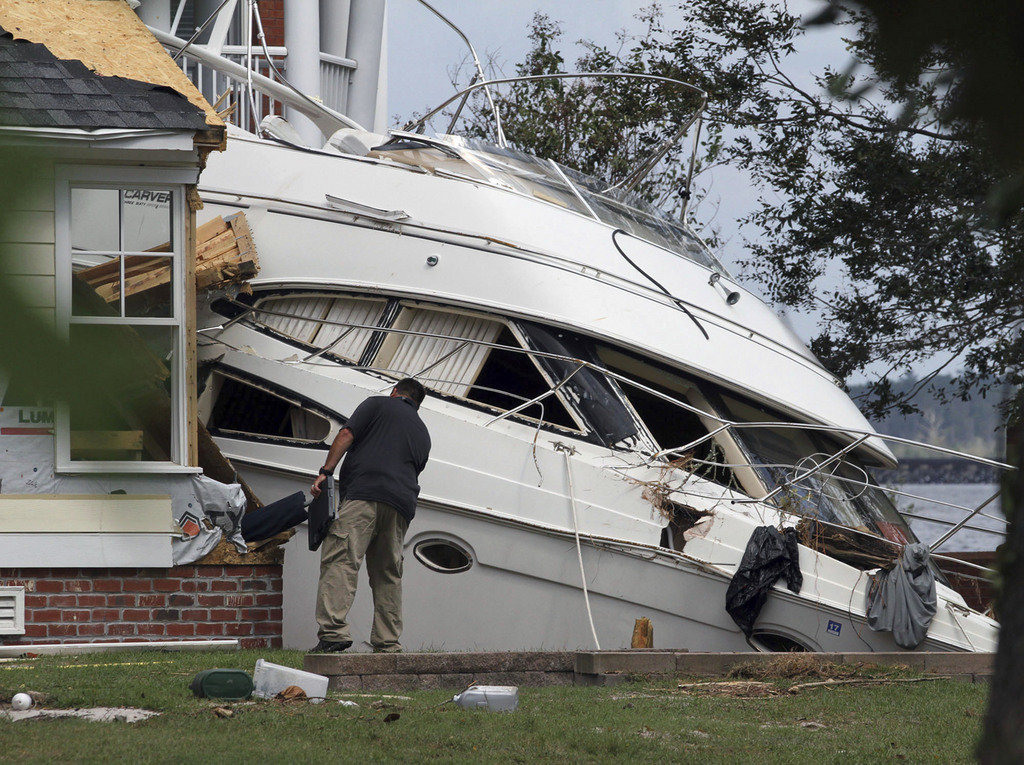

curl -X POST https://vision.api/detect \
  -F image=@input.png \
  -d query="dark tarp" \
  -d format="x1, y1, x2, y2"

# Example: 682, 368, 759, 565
240, 491, 307, 542
866, 542, 937, 649
725, 526, 803, 637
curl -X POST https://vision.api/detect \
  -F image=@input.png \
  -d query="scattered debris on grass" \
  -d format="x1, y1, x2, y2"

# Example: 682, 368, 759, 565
676, 681, 782, 698
274, 685, 308, 703
727, 654, 863, 681
2, 707, 159, 723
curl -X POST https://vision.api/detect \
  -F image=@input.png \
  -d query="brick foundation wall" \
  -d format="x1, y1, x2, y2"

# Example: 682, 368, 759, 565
0, 565, 283, 649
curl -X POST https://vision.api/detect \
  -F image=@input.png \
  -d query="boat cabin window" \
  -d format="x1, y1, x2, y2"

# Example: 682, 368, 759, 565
444, 137, 729, 275
205, 371, 332, 444
240, 292, 584, 433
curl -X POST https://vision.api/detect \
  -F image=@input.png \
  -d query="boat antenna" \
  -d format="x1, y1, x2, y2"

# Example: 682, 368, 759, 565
680, 113, 703, 222
411, 0, 507, 146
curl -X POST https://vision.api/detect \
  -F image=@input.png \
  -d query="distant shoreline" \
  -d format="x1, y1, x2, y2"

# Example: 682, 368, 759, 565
874, 457, 1003, 484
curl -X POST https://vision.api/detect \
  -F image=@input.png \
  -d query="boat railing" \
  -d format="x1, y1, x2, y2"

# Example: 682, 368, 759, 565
218, 296, 1010, 573
402, 72, 707, 202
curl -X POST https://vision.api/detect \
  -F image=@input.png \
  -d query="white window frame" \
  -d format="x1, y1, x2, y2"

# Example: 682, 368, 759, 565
54, 165, 195, 473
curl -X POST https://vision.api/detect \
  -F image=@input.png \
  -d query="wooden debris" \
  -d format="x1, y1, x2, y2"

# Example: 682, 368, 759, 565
75, 211, 260, 303
786, 677, 943, 694
631, 617, 654, 649
195, 212, 260, 291
676, 681, 781, 698
70, 430, 144, 461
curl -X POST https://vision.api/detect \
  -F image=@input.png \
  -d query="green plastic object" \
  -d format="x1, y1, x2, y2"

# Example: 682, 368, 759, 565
190, 668, 254, 700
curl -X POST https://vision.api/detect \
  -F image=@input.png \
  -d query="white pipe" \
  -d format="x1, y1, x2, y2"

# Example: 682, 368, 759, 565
345, 0, 387, 131
283, 0, 324, 145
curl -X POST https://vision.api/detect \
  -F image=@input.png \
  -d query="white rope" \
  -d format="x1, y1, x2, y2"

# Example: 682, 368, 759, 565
560, 445, 601, 650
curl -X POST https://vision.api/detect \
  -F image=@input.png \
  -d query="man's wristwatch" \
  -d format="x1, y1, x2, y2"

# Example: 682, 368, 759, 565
318, 467, 333, 477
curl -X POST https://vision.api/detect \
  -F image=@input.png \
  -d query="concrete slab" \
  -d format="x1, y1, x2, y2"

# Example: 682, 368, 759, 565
303, 650, 996, 692
575, 650, 677, 675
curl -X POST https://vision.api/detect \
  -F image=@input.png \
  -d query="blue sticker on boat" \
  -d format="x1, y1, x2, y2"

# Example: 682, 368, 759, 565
827, 620, 842, 637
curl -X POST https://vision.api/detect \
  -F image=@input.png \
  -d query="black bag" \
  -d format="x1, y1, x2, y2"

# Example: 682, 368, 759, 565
307, 475, 336, 551
240, 491, 307, 542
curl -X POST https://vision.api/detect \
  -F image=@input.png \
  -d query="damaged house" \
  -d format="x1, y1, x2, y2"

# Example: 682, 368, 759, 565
0, 0, 282, 650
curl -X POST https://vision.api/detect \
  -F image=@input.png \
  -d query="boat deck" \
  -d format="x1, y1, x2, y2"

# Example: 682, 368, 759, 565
303, 650, 995, 692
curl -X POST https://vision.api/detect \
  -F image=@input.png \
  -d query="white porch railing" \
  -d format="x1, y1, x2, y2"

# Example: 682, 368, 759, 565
165, 40, 357, 135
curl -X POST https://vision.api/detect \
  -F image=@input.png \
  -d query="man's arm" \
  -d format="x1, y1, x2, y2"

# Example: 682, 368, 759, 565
311, 427, 354, 497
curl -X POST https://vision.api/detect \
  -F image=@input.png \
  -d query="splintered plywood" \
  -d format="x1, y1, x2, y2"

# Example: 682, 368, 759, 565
0, 0, 224, 129
76, 211, 259, 301
195, 212, 260, 290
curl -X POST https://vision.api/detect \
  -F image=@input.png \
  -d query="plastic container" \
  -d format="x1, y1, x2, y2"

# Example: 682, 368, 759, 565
452, 685, 519, 712
252, 659, 329, 704
190, 668, 254, 700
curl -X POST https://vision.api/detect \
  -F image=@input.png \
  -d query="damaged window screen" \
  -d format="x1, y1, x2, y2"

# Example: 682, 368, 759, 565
720, 393, 917, 544
254, 294, 388, 363
595, 345, 735, 485
517, 321, 636, 445
463, 326, 579, 430
207, 373, 332, 443
65, 183, 183, 465
371, 305, 581, 431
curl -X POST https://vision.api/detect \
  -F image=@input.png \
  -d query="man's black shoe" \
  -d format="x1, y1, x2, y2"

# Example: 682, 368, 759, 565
309, 639, 352, 653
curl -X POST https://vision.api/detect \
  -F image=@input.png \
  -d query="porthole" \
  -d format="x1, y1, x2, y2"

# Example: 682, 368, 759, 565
749, 631, 811, 653
413, 539, 473, 574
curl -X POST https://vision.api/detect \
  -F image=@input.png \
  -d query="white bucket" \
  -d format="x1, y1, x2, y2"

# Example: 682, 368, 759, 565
452, 685, 519, 712
252, 659, 329, 704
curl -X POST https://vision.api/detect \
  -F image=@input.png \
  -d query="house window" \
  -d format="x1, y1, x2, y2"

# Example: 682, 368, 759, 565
55, 168, 191, 470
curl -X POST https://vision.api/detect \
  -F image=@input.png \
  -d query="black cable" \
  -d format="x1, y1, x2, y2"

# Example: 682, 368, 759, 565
610, 228, 710, 340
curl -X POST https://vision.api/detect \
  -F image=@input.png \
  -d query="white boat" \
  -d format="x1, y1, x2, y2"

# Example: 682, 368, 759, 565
153, 3, 1003, 653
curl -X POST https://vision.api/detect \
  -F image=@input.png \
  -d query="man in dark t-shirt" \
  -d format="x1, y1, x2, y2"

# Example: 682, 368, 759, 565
309, 378, 431, 653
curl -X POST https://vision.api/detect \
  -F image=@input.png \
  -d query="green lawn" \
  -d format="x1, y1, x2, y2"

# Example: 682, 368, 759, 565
0, 649, 987, 764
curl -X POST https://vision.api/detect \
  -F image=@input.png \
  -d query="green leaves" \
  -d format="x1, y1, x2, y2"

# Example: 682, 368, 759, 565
447, 2, 1024, 425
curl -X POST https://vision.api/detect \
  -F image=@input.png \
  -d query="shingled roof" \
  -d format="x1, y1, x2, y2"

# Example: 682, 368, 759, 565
0, 26, 210, 132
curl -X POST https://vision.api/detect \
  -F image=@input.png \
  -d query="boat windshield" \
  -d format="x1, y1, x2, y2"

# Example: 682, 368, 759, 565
374, 134, 728, 275
578, 340, 918, 548
715, 391, 917, 546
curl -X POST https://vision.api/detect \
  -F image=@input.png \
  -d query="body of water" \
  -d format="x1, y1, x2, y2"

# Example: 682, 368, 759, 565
895, 482, 1005, 553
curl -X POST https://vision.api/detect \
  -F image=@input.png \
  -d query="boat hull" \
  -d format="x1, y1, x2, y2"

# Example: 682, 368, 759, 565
233, 460, 987, 653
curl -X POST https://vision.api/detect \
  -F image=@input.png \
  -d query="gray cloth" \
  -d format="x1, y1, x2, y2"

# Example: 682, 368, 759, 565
866, 543, 937, 649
